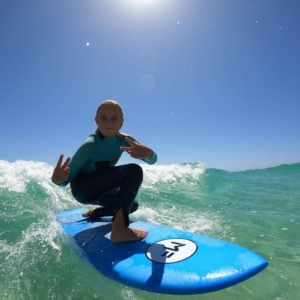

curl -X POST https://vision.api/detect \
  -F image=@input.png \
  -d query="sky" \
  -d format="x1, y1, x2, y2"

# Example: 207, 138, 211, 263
0, 0, 299, 171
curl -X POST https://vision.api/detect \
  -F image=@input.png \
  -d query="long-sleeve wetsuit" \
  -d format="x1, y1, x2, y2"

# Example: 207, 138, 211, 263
60, 132, 157, 225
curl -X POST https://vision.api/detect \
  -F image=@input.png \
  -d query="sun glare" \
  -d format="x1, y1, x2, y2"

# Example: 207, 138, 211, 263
131, 0, 157, 7
116, 0, 166, 14
130, 0, 159, 8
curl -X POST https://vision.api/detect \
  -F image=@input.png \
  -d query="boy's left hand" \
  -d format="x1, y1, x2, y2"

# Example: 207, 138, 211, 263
120, 137, 153, 160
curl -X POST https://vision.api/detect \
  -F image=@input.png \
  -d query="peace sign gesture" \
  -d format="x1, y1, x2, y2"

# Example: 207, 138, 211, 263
51, 154, 71, 185
120, 137, 153, 160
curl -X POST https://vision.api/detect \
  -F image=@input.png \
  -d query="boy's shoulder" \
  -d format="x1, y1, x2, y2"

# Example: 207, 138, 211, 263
85, 134, 97, 142
117, 131, 132, 139
80, 134, 99, 148
117, 132, 140, 144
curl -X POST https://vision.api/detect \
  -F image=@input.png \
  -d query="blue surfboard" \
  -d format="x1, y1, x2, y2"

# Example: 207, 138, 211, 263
57, 208, 268, 295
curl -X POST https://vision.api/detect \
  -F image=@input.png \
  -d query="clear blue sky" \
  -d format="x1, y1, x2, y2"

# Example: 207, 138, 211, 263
1, 0, 299, 171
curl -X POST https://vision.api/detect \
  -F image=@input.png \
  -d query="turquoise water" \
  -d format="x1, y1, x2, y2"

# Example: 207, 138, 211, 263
0, 160, 299, 300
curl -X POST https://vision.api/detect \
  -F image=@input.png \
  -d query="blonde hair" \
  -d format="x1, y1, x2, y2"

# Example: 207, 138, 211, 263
96, 100, 124, 118
94, 100, 139, 143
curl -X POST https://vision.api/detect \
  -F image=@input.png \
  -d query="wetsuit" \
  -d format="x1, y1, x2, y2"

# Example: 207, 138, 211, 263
60, 132, 157, 225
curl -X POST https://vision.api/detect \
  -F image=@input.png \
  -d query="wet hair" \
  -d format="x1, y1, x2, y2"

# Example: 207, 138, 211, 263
96, 100, 124, 119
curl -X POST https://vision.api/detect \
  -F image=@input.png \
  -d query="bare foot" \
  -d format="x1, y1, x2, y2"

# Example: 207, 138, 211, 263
110, 227, 147, 243
82, 208, 94, 218
110, 208, 147, 243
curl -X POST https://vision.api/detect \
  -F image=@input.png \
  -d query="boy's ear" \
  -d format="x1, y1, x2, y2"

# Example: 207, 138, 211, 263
94, 116, 98, 125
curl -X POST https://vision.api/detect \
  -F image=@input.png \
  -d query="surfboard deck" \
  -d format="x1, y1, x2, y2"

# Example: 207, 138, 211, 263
57, 208, 268, 295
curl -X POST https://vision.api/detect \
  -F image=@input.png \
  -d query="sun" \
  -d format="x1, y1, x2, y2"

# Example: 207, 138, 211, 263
131, 0, 157, 6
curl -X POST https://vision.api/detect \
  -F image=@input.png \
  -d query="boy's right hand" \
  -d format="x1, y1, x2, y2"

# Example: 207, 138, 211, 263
51, 154, 71, 185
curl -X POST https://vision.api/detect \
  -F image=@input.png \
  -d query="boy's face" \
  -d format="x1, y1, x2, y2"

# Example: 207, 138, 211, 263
95, 105, 124, 138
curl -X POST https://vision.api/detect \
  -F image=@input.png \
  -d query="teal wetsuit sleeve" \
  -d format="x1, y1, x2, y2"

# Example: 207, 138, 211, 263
59, 139, 94, 187
141, 150, 157, 165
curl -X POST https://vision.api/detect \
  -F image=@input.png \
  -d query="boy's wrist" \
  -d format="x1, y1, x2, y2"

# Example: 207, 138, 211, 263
51, 177, 61, 185
146, 150, 153, 160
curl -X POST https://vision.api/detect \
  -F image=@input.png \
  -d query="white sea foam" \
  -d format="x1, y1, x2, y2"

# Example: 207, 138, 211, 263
0, 159, 206, 190
0, 160, 77, 211
0, 160, 222, 236
140, 161, 206, 187
0, 160, 52, 192
2, 218, 62, 262
0, 216, 68, 296
1, 159, 206, 183
135, 203, 224, 235
121, 287, 142, 300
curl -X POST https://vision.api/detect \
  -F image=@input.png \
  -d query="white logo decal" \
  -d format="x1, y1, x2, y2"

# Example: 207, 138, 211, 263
145, 238, 197, 264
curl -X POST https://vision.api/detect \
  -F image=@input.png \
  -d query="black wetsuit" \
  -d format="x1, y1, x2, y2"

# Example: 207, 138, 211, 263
60, 132, 157, 225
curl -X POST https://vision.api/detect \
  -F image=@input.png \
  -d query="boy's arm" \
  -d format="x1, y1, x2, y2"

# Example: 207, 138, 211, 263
120, 137, 157, 165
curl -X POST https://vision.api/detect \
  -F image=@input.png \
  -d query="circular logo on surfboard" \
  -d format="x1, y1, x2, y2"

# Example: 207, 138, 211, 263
145, 238, 198, 264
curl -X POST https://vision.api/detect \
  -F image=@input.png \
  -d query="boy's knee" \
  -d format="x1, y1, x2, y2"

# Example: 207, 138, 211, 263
128, 163, 143, 181
130, 200, 139, 214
